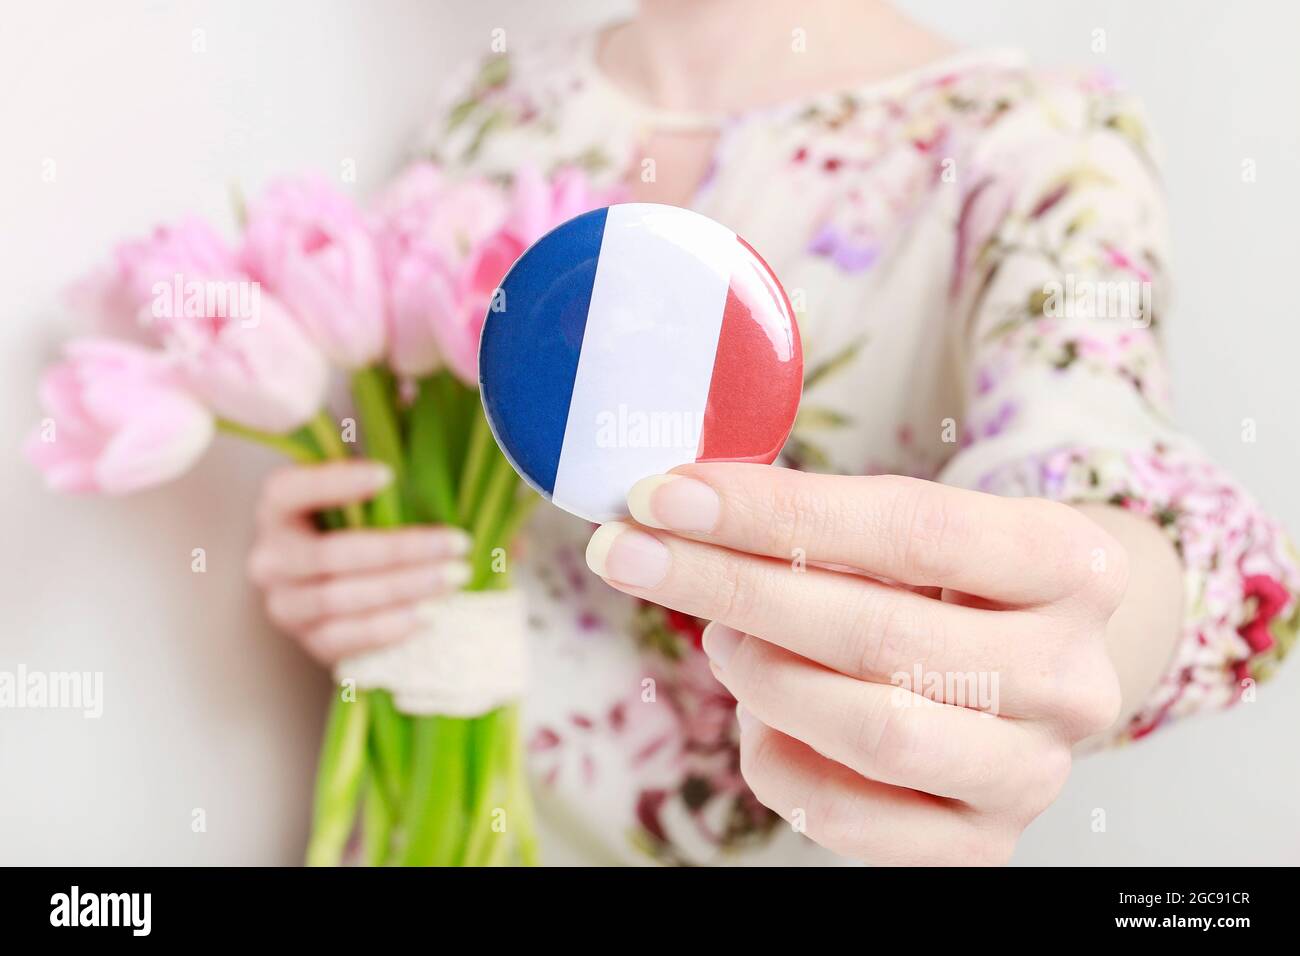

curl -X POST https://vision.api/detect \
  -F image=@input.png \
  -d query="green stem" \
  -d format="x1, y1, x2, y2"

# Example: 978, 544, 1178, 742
456, 411, 494, 525
305, 690, 370, 867
367, 690, 408, 812
469, 451, 518, 590
401, 717, 469, 866
307, 413, 365, 528
408, 377, 460, 526
306, 411, 346, 458
216, 418, 320, 463
428, 718, 471, 865
459, 710, 505, 866
496, 490, 541, 556
502, 704, 539, 866
439, 371, 475, 479
397, 720, 435, 866
350, 367, 406, 527
362, 772, 393, 867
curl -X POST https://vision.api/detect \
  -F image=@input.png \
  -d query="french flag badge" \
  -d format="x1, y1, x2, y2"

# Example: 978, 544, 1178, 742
479, 203, 802, 523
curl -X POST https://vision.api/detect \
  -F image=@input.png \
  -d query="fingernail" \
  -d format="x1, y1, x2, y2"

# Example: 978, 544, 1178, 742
585, 522, 670, 588
702, 622, 743, 669
440, 560, 472, 588
627, 474, 720, 533
433, 528, 472, 557
736, 703, 757, 733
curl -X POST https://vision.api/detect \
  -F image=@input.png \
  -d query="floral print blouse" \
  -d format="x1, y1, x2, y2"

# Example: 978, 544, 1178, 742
417, 33, 1300, 866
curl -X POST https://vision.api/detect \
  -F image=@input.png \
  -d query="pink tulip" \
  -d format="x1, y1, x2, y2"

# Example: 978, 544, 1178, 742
67, 218, 329, 433
432, 164, 619, 383
241, 175, 387, 368
373, 163, 509, 377
66, 218, 242, 344
154, 291, 329, 434
25, 340, 214, 494
505, 164, 612, 247
379, 163, 510, 263
419, 255, 498, 386
376, 255, 448, 379
374, 162, 618, 384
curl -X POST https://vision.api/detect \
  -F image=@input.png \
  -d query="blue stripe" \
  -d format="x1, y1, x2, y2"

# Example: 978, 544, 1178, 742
479, 206, 608, 498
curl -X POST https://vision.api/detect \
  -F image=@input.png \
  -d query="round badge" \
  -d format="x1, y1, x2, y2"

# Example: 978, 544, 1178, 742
479, 203, 803, 523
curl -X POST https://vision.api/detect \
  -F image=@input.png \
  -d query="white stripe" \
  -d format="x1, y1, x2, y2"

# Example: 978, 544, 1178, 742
552, 204, 734, 522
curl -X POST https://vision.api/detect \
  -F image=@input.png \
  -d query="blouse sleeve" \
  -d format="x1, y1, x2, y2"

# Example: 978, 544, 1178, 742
936, 74, 1300, 742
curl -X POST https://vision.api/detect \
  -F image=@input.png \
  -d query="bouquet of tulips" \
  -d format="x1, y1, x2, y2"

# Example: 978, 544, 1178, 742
25, 162, 615, 866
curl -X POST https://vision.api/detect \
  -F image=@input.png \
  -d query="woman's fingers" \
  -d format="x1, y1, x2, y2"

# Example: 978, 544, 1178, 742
708, 625, 1069, 810
256, 461, 394, 527
265, 560, 470, 628
297, 601, 428, 665
248, 462, 482, 667
736, 715, 1016, 866
248, 525, 470, 584
586, 520, 1077, 716
627, 464, 1117, 606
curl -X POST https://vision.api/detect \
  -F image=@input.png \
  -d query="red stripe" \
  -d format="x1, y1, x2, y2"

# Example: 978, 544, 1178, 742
696, 235, 803, 463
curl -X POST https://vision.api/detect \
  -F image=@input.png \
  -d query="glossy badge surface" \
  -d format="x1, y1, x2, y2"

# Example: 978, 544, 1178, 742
479, 203, 803, 523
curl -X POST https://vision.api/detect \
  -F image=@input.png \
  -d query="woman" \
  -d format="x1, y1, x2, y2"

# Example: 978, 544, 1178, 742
246, 0, 1298, 865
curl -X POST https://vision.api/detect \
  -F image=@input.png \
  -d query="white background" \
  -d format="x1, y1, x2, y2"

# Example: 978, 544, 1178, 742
1, 0, 1296, 865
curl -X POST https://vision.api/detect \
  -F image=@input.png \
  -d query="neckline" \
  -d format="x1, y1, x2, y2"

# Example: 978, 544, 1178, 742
577, 28, 1028, 132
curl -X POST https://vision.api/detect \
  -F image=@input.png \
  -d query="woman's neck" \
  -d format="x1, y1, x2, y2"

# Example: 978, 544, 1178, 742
600, 0, 958, 115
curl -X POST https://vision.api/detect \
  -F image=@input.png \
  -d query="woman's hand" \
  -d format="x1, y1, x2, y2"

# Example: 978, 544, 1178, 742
585, 463, 1129, 866
247, 461, 471, 666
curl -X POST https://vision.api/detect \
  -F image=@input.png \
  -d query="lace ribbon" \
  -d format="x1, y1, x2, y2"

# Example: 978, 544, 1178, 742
333, 590, 528, 717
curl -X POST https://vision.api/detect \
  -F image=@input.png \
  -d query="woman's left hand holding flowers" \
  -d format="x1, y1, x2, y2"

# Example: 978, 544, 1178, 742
585, 463, 1129, 865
